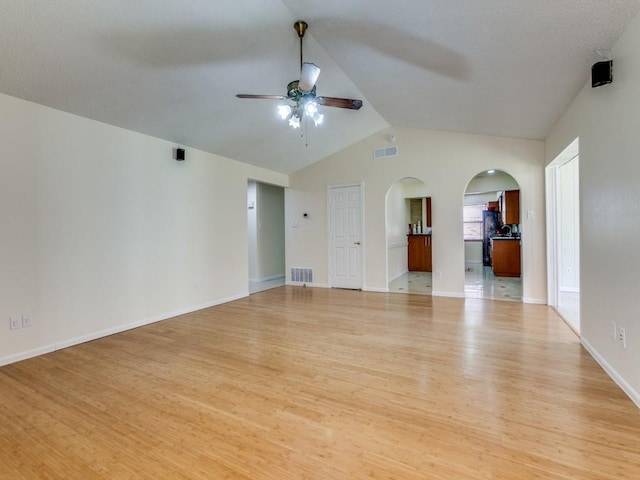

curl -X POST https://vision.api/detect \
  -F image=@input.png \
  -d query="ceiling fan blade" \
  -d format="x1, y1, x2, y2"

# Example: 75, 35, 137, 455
236, 94, 287, 100
316, 97, 363, 110
298, 63, 321, 92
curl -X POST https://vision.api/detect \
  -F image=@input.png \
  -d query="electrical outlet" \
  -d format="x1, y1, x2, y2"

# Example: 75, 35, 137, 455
22, 315, 32, 328
436, 271, 442, 279
611, 321, 617, 341
619, 327, 627, 349
9, 317, 21, 330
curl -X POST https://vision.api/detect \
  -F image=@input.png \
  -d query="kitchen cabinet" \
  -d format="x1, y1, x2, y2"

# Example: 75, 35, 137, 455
491, 239, 521, 277
487, 200, 499, 211
501, 190, 520, 225
408, 234, 432, 272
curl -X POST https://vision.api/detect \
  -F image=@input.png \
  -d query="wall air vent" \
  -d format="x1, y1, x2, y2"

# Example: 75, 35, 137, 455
291, 267, 313, 284
373, 146, 398, 159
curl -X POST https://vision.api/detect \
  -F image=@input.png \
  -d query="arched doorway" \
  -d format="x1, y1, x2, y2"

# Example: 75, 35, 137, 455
385, 178, 432, 295
463, 170, 522, 301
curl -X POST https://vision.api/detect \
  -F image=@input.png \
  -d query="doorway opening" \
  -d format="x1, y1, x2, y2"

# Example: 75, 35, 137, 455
385, 178, 432, 295
463, 170, 522, 302
546, 139, 580, 334
247, 181, 285, 294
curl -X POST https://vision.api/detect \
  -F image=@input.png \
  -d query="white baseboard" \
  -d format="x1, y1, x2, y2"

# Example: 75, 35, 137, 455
389, 269, 409, 283
0, 292, 248, 368
581, 338, 640, 410
285, 281, 330, 288
249, 274, 285, 284
0, 345, 58, 367
523, 297, 547, 305
364, 287, 389, 293
432, 291, 466, 298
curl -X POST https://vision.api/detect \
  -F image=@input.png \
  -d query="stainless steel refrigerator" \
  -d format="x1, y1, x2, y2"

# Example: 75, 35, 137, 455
482, 210, 500, 266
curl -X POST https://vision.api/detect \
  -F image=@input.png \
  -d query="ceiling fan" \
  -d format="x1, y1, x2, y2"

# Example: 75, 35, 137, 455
236, 20, 363, 129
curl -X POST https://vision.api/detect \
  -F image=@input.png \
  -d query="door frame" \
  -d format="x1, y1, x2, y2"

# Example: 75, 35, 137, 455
327, 182, 365, 289
545, 137, 580, 333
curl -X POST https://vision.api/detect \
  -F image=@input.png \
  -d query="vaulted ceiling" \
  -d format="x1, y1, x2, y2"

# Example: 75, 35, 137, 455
2, 1, 639, 173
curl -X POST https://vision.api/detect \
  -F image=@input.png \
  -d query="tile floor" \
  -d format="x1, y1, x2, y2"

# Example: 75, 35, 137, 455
389, 264, 523, 302
464, 263, 522, 302
388, 271, 433, 295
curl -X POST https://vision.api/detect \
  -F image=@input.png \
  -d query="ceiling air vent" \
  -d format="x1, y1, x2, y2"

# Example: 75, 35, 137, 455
374, 145, 398, 159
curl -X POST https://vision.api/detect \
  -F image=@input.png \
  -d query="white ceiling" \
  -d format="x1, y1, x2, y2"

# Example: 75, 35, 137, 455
1, 1, 639, 173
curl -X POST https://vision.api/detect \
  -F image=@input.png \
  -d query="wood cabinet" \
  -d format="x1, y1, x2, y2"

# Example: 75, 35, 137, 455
425, 197, 432, 227
408, 235, 432, 272
501, 190, 520, 225
491, 239, 521, 277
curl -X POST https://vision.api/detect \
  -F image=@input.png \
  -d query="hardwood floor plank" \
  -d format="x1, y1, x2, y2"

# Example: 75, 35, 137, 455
1, 286, 639, 479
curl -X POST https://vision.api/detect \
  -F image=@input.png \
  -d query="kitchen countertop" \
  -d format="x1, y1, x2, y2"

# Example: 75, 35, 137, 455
491, 236, 521, 240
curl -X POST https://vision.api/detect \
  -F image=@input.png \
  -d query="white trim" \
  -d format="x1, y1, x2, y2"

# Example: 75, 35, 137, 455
546, 138, 580, 316
286, 281, 330, 288
389, 269, 409, 283
522, 297, 547, 305
0, 293, 248, 367
0, 345, 58, 367
546, 159, 559, 307
581, 338, 640, 410
364, 287, 389, 293
249, 274, 286, 284
432, 291, 466, 298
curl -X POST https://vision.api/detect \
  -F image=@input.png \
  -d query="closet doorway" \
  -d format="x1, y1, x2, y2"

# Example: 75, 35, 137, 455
247, 181, 285, 294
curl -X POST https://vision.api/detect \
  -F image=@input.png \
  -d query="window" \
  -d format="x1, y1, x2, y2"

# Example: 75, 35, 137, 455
463, 204, 484, 240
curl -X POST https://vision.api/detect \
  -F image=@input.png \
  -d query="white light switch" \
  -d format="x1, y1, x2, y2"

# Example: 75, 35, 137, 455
527, 210, 534, 219
291, 220, 299, 228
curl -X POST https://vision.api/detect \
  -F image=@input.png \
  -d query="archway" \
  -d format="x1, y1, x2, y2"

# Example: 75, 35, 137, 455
463, 170, 522, 301
385, 177, 432, 295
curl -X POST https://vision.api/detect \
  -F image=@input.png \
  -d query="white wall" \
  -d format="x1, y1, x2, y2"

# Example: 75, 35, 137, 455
253, 182, 285, 281
546, 12, 640, 405
286, 127, 546, 301
464, 193, 495, 206
464, 241, 483, 264
0, 92, 288, 365
465, 171, 519, 194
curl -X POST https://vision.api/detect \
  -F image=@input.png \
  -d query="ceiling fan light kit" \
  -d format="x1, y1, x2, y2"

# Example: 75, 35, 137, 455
236, 20, 362, 133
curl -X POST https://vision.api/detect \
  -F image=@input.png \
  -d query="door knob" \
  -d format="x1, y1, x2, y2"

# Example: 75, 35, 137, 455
354, 241, 361, 245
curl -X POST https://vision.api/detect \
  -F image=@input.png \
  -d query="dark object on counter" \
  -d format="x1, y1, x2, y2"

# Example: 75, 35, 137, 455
483, 210, 500, 266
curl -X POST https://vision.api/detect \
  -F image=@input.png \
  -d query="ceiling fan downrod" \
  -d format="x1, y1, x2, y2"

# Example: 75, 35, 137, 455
294, 20, 308, 70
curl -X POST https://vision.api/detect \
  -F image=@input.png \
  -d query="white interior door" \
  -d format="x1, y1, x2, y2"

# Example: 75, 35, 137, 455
329, 184, 363, 289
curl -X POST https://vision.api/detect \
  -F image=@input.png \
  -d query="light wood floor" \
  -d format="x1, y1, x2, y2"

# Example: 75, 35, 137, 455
1, 287, 639, 479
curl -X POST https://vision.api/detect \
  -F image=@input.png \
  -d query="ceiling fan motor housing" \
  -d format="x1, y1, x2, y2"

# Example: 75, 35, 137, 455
287, 80, 316, 101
